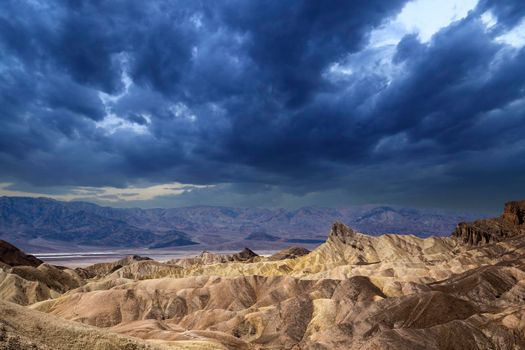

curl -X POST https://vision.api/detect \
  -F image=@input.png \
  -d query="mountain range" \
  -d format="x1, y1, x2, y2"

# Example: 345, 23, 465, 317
0, 196, 485, 252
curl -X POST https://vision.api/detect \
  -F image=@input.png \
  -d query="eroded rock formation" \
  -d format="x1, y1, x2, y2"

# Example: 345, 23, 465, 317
2, 200, 525, 349
453, 200, 525, 245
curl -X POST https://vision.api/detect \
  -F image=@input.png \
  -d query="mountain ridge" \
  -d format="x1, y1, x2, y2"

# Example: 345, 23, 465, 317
0, 196, 485, 251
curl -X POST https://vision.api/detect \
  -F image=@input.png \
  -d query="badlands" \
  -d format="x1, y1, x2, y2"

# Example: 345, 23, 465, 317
0, 200, 525, 349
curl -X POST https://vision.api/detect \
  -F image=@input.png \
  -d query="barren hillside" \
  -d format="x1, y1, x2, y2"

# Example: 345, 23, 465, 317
1, 200, 524, 349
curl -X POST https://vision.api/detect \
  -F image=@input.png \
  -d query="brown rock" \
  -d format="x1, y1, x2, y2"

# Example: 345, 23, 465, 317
78, 255, 152, 278
268, 246, 310, 261
328, 221, 357, 244
502, 200, 525, 225
453, 200, 525, 246
168, 247, 259, 267
0, 240, 43, 267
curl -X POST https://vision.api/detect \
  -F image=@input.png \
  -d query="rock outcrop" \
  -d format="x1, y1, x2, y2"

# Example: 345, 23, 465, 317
0, 241, 84, 305
453, 200, 525, 245
0, 240, 43, 267
76, 255, 152, 278
167, 247, 259, 268
268, 246, 310, 260
502, 200, 525, 225
327, 221, 357, 244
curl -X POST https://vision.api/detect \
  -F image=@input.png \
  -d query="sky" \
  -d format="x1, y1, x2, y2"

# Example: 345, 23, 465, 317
0, 0, 524, 213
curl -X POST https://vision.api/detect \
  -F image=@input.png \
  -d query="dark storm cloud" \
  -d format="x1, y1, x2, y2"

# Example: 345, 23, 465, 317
0, 0, 524, 210
372, 18, 522, 148
218, 1, 408, 106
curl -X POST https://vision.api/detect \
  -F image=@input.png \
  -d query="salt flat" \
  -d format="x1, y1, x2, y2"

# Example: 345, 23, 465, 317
33, 249, 280, 267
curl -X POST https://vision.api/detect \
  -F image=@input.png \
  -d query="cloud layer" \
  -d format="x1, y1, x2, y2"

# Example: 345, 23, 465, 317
1, 0, 524, 211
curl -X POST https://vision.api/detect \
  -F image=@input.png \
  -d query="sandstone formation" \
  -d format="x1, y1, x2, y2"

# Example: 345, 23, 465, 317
453, 200, 525, 245
0, 253, 83, 305
0, 237, 85, 307
268, 246, 310, 261
2, 200, 525, 349
77, 255, 153, 278
167, 248, 259, 268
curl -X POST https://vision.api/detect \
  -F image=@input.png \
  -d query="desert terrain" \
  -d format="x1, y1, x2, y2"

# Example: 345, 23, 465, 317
0, 200, 524, 349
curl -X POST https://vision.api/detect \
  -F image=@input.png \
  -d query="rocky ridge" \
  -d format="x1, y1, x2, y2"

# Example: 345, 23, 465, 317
453, 200, 525, 245
167, 248, 260, 269
0, 240, 43, 267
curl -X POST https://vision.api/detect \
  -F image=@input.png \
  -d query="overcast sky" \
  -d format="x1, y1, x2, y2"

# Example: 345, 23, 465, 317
1, 0, 524, 212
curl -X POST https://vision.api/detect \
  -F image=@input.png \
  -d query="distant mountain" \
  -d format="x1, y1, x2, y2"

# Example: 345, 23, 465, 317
0, 196, 486, 251
148, 230, 199, 249
246, 231, 281, 241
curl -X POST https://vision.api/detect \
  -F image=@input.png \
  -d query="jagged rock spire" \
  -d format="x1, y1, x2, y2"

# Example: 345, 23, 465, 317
328, 221, 356, 244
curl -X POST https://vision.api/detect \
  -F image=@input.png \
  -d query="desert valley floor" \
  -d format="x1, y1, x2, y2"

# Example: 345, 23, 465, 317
0, 200, 525, 349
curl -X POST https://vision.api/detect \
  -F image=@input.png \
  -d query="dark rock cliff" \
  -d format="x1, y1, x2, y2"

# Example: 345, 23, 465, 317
453, 200, 525, 246
0, 240, 43, 267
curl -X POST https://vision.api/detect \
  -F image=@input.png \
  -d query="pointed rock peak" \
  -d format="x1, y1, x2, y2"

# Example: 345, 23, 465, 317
238, 247, 258, 258
328, 222, 357, 244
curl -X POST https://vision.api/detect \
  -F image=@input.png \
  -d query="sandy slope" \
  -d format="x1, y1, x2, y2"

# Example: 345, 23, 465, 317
0, 299, 184, 349
30, 223, 525, 349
